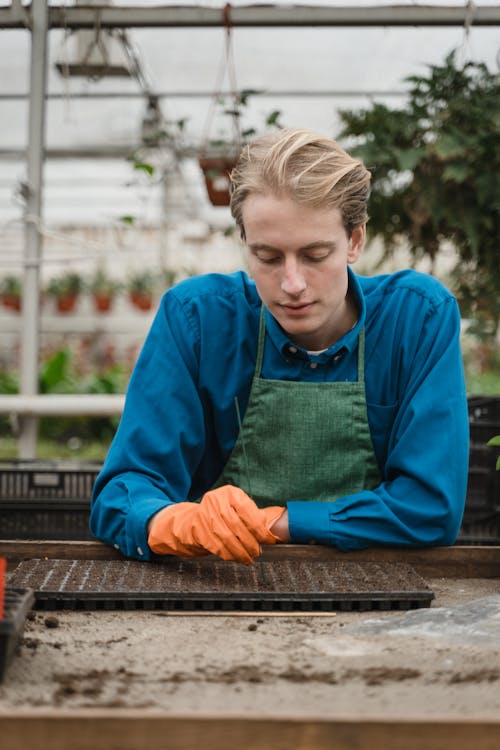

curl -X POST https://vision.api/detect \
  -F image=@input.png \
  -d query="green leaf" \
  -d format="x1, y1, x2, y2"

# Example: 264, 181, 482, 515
434, 134, 466, 159
443, 163, 469, 183
39, 350, 72, 394
266, 110, 282, 127
486, 436, 500, 446
396, 147, 426, 171
133, 161, 155, 177
119, 215, 136, 225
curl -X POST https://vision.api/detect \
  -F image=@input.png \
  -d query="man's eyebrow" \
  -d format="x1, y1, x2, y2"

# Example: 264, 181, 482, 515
300, 241, 337, 252
248, 243, 280, 252
248, 241, 337, 252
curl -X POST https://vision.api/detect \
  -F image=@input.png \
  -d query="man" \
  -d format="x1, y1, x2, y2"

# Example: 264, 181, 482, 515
90, 128, 469, 563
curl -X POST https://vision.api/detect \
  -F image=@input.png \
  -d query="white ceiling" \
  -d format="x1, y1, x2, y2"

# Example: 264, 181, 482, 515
0, 1, 498, 228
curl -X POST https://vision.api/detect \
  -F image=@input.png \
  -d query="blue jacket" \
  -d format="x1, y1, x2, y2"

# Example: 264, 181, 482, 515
90, 268, 469, 560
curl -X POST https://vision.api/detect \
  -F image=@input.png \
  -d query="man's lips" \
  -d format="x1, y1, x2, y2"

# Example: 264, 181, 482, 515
278, 301, 315, 313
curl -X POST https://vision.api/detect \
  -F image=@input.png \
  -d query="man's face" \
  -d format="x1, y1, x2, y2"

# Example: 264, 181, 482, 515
243, 193, 365, 350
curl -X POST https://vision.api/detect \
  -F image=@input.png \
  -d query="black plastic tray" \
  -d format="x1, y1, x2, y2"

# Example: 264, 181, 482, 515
0, 459, 99, 540
0, 501, 92, 541
468, 395, 500, 445
457, 509, 500, 546
8, 559, 434, 612
0, 459, 101, 501
0, 587, 35, 682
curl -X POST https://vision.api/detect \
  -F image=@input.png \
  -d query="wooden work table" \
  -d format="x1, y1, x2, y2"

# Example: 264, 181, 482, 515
1, 542, 499, 750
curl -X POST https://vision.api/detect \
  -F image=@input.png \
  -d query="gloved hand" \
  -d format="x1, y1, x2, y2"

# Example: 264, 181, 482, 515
148, 485, 285, 564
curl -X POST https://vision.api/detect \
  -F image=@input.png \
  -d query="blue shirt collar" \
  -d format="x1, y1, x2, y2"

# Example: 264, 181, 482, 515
264, 267, 366, 360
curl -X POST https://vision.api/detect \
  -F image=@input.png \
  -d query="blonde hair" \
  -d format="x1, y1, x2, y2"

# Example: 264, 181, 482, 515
230, 128, 371, 239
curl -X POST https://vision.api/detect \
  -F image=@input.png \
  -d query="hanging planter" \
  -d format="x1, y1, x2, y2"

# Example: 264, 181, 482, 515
128, 271, 156, 312
46, 272, 83, 315
87, 270, 121, 314
0, 276, 22, 313
198, 4, 243, 207
198, 156, 237, 207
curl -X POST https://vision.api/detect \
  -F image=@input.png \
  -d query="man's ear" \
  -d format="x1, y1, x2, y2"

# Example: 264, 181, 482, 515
347, 224, 366, 264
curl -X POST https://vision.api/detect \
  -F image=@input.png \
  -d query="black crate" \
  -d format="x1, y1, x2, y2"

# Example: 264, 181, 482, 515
466, 396, 500, 516
468, 396, 500, 445
457, 509, 500, 546
0, 587, 35, 682
0, 460, 101, 541
0, 459, 101, 501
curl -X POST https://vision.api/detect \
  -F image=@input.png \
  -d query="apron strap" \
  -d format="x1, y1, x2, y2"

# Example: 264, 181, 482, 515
256, 305, 365, 383
255, 306, 267, 376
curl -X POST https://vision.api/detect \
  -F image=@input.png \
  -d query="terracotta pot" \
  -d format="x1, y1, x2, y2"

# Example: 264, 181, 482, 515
198, 157, 237, 206
56, 294, 78, 313
1, 293, 21, 312
129, 291, 153, 311
93, 293, 113, 313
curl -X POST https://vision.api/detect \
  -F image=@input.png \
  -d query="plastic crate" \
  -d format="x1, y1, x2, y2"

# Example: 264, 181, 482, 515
468, 396, 500, 445
0, 460, 101, 541
466, 396, 500, 516
457, 509, 500, 546
0, 587, 35, 682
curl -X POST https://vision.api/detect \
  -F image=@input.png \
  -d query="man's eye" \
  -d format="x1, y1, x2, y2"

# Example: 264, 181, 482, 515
305, 254, 328, 263
258, 255, 280, 264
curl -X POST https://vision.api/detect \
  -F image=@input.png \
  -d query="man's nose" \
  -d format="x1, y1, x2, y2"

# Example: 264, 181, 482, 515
281, 259, 307, 296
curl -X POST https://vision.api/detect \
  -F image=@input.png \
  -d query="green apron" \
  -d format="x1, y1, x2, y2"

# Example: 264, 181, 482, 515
216, 307, 381, 508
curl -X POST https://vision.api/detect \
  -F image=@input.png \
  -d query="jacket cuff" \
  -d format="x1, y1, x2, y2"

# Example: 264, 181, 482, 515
287, 501, 332, 545
125, 497, 174, 560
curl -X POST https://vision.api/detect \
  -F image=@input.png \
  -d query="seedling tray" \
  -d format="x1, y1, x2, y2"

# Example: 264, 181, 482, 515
8, 559, 434, 612
0, 587, 35, 682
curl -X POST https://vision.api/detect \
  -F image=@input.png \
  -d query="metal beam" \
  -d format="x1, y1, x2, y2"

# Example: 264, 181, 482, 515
0, 4, 499, 29
0, 394, 125, 417
19, 0, 48, 459
0, 89, 408, 100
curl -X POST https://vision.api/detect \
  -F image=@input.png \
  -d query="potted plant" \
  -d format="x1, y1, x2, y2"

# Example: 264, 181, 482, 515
128, 271, 156, 311
0, 276, 22, 312
338, 52, 500, 339
46, 272, 83, 313
199, 89, 282, 206
87, 270, 122, 313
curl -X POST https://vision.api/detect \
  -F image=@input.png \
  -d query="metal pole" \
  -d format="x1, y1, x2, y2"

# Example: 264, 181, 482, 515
19, 0, 49, 458
1, 4, 499, 28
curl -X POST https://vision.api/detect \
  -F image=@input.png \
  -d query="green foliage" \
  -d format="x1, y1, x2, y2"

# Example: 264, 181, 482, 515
208, 90, 283, 155
338, 51, 500, 335
1, 275, 22, 296
133, 160, 155, 177
0, 349, 128, 445
128, 270, 157, 294
46, 272, 83, 297
487, 436, 500, 470
86, 269, 122, 296
39, 349, 75, 394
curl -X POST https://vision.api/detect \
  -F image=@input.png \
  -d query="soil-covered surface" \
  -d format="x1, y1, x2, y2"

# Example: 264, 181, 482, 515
1, 575, 499, 717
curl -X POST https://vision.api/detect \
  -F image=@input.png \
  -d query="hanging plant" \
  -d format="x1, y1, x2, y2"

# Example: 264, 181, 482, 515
0, 276, 22, 313
87, 270, 122, 314
197, 6, 283, 207
128, 271, 156, 312
46, 272, 83, 314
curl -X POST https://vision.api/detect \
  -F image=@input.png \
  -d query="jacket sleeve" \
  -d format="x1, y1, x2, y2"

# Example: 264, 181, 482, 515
287, 294, 470, 549
90, 292, 205, 560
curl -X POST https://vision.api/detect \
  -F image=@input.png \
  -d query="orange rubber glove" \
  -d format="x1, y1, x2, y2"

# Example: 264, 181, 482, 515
148, 485, 286, 564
